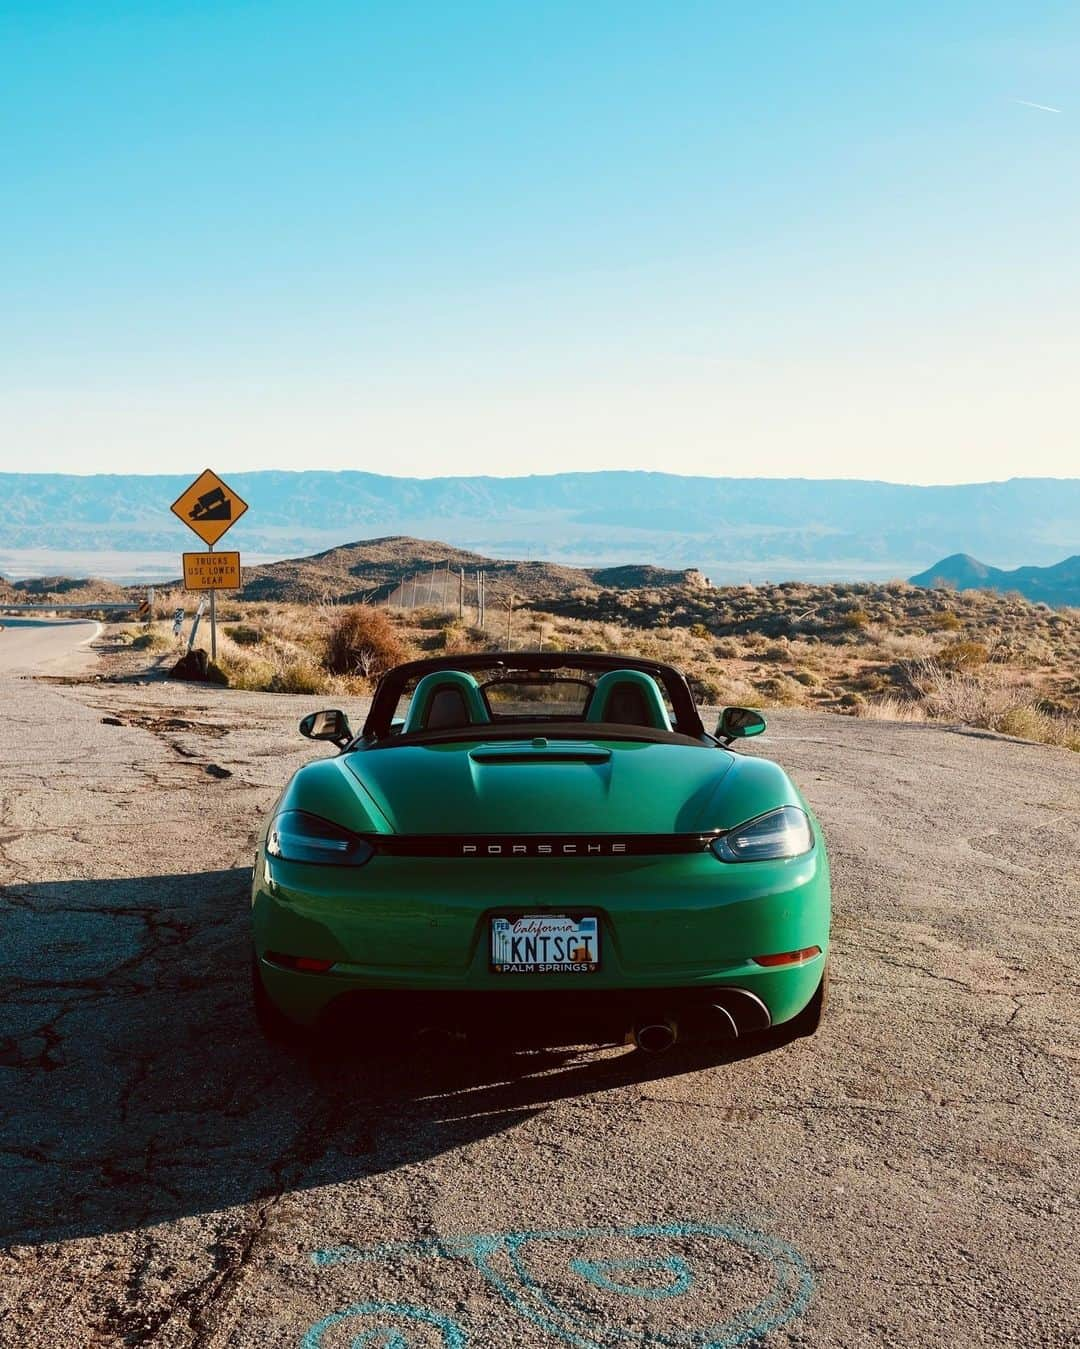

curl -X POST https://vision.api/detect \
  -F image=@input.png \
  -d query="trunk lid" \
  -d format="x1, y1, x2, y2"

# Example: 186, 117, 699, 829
343, 737, 734, 835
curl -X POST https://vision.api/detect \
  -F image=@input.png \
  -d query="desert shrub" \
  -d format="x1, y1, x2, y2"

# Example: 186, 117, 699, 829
839, 691, 866, 708
754, 674, 807, 707
690, 675, 730, 706
271, 658, 333, 695
931, 611, 962, 631
852, 669, 896, 694
843, 609, 871, 630
225, 625, 263, 646
996, 705, 1080, 750
413, 606, 457, 629
997, 704, 1046, 741
855, 696, 927, 722
129, 629, 172, 651
937, 640, 989, 671
904, 658, 1012, 725
689, 622, 710, 639
440, 621, 475, 653
324, 605, 407, 677
216, 650, 276, 690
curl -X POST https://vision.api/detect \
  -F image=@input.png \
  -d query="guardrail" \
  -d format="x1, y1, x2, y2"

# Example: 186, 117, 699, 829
0, 603, 143, 613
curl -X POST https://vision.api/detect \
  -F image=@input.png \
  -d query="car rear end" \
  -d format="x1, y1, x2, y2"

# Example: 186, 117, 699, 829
252, 820, 830, 1047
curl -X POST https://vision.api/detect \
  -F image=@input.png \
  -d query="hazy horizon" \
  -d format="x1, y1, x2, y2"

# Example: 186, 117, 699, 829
1, 470, 1076, 585
2, 467, 1077, 488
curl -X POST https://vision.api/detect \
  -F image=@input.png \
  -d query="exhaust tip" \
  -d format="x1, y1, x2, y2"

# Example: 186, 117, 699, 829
634, 1020, 677, 1054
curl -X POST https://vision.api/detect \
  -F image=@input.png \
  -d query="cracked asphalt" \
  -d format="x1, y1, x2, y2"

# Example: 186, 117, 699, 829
1, 650, 1078, 1347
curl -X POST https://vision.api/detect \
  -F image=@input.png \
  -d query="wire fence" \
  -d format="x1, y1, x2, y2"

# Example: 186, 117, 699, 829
385, 563, 497, 626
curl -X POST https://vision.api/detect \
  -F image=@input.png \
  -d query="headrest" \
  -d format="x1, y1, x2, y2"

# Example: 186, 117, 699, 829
584, 669, 672, 731
403, 670, 491, 734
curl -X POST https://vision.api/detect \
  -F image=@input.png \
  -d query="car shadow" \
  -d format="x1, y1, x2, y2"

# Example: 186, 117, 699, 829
2, 867, 776, 1247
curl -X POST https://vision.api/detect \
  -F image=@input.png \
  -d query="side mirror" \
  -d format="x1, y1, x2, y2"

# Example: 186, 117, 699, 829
299, 709, 353, 748
717, 707, 767, 742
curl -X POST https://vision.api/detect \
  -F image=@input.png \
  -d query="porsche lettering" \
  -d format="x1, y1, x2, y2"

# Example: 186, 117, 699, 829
460, 840, 629, 856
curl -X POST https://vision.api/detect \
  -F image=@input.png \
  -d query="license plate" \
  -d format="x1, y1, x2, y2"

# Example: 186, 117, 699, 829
490, 914, 600, 974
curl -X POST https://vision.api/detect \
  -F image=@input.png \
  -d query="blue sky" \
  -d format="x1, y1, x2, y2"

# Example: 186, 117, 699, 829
1, 1, 1076, 482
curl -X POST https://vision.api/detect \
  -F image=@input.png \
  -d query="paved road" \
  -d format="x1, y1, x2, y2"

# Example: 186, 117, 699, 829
0, 617, 101, 673
0, 674, 1077, 1347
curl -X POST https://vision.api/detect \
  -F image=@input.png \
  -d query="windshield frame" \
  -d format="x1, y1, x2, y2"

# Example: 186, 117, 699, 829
360, 651, 707, 742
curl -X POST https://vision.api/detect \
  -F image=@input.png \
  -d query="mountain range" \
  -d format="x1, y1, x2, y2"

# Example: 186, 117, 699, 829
909, 553, 1080, 607
0, 471, 1077, 583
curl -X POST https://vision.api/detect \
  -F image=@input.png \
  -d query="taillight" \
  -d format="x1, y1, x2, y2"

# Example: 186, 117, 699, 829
265, 951, 336, 974
751, 946, 821, 967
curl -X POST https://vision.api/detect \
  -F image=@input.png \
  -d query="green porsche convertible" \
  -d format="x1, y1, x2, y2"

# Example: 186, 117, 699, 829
252, 652, 830, 1052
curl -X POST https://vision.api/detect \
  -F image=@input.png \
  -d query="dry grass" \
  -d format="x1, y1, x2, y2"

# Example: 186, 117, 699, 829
857, 658, 1080, 751
131, 583, 1078, 751
996, 705, 1080, 751
134, 610, 370, 697
854, 697, 928, 723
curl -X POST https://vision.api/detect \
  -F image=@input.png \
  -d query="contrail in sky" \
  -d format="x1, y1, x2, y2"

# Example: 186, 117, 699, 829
1011, 98, 1062, 113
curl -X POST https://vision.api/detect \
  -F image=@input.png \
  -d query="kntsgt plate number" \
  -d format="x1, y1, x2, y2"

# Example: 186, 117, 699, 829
490, 915, 600, 974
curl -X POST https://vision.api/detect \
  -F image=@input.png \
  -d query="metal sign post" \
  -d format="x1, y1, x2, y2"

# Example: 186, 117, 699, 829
187, 597, 208, 652
209, 546, 217, 660
171, 470, 247, 663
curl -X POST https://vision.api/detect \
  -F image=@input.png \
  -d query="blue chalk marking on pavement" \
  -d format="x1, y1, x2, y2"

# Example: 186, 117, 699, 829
473, 1222, 813, 1348
299, 1301, 467, 1349
305, 1220, 814, 1349
569, 1257, 694, 1300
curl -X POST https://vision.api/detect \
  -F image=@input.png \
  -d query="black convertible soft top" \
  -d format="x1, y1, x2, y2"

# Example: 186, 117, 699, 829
361, 651, 707, 741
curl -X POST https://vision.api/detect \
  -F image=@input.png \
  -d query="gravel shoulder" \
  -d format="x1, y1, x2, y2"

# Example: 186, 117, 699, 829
1, 658, 1077, 1348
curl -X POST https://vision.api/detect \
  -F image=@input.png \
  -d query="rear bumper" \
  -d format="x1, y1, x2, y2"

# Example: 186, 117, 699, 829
256, 953, 825, 1037
252, 846, 830, 1033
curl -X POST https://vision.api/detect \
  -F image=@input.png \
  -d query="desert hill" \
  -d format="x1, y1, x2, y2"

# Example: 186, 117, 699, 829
911, 553, 1080, 607
237, 536, 705, 604
0, 574, 128, 607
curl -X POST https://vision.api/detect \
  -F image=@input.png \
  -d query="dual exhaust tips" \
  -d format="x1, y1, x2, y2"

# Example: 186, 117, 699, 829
408, 998, 754, 1056
412, 1018, 684, 1054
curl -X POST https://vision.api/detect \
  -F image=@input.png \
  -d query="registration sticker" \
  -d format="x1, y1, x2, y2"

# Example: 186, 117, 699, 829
490, 914, 600, 974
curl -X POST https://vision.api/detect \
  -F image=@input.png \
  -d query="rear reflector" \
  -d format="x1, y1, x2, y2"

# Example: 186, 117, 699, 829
751, 946, 821, 967
265, 951, 335, 974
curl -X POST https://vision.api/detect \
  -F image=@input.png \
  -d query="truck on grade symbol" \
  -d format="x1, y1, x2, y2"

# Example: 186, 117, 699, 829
189, 486, 232, 521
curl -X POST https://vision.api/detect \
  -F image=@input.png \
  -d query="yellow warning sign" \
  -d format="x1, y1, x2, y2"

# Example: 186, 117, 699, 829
182, 551, 242, 591
170, 469, 249, 547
